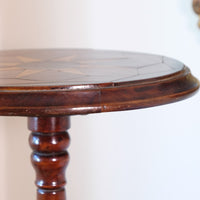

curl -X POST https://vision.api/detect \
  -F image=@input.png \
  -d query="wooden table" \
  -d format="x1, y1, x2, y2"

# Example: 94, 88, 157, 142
0, 49, 199, 200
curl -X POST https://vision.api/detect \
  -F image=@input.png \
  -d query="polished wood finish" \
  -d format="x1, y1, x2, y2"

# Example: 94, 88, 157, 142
28, 116, 70, 200
0, 49, 199, 200
0, 49, 199, 116
0, 49, 184, 86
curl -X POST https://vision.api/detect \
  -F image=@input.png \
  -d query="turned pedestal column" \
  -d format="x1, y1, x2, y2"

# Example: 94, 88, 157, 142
0, 49, 198, 200
28, 116, 70, 200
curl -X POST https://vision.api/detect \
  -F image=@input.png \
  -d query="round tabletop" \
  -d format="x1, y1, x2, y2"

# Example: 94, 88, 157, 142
0, 49, 199, 116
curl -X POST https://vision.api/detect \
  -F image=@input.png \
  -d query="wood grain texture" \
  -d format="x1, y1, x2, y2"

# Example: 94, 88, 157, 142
28, 116, 70, 200
0, 49, 183, 86
0, 49, 198, 116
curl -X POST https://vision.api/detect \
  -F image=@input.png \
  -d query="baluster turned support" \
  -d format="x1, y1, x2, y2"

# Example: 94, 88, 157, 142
28, 116, 70, 200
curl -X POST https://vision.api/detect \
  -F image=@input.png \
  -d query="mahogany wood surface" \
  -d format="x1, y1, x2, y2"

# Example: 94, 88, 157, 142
0, 49, 199, 200
28, 116, 70, 200
0, 49, 199, 116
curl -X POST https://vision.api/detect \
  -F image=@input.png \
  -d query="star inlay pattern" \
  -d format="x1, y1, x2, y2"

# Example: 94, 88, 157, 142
0, 49, 184, 87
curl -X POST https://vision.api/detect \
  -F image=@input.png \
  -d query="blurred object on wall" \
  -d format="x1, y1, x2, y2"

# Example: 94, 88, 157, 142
193, 0, 200, 27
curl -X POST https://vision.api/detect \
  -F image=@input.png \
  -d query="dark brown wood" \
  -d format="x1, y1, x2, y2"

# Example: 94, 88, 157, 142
28, 116, 70, 200
0, 48, 198, 200
0, 49, 199, 200
0, 49, 198, 116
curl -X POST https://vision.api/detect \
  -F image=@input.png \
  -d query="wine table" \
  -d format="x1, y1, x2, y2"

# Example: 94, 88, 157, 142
0, 49, 199, 200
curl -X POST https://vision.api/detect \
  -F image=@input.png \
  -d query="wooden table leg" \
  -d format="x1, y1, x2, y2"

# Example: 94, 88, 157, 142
28, 116, 70, 200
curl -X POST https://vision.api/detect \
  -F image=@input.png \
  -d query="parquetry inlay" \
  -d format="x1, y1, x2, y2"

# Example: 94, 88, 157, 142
16, 56, 40, 63
0, 49, 184, 87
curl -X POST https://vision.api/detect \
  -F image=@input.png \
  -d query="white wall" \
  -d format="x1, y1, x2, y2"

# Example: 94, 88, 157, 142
0, 0, 200, 200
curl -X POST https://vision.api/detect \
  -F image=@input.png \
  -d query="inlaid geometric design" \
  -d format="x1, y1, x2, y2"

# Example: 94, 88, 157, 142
0, 49, 184, 87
